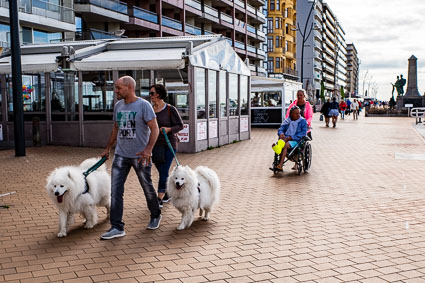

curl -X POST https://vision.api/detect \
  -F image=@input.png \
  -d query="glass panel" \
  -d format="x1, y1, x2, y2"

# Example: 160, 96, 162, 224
208, 70, 217, 118
195, 68, 206, 119
22, 27, 32, 44
33, 29, 62, 43
229, 73, 238, 116
264, 91, 282, 107
82, 71, 114, 120
240, 76, 248, 115
51, 72, 78, 121
219, 71, 227, 117
0, 23, 10, 47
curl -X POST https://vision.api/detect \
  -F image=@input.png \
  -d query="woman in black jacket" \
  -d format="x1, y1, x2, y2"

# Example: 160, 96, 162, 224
320, 98, 331, 127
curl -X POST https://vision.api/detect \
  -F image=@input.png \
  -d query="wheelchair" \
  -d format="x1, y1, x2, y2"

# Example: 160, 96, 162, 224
270, 136, 312, 175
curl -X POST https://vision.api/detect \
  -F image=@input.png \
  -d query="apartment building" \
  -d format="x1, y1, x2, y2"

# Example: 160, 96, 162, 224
74, 0, 267, 76
265, 0, 298, 80
0, 0, 75, 47
296, 0, 348, 100
346, 43, 359, 97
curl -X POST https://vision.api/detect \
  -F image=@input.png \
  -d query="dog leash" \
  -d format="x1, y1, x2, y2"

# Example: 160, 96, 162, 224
82, 156, 107, 194
162, 128, 180, 166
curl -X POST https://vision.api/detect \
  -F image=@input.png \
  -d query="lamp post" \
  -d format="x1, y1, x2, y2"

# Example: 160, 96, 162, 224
295, 0, 317, 88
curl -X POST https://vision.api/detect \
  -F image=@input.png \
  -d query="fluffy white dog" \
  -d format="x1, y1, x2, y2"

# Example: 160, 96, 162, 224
167, 165, 220, 230
46, 158, 111, 237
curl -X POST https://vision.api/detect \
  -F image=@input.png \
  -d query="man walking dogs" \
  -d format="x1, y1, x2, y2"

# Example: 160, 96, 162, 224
100, 76, 161, 240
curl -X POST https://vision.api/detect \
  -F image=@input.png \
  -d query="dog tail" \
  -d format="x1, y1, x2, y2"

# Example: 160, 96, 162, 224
79, 158, 107, 172
195, 166, 221, 200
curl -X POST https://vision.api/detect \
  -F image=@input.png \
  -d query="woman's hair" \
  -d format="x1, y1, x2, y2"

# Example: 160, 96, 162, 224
332, 97, 336, 102
297, 89, 307, 97
150, 84, 167, 100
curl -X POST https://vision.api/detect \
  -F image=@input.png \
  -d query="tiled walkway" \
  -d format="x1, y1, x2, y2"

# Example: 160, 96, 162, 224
1, 115, 425, 282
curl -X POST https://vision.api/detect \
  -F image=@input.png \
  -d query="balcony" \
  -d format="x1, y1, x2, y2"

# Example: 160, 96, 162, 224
257, 48, 266, 57
75, 0, 127, 14
203, 4, 218, 18
162, 16, 183, 31
0, 0, 75, 25
220, 12, 233, 24
247, 44, 256, 53
133, 7, 158, 24
247, 24, 256, 34
185, 0, 201, 10
75, 0, 128, 23
234, 0, 245, 9
283, 67, 298, 77
76, 28, 127, 40
247, 3, 256, 14
235, 18, 245, 31
185, 23, 202, 35
234, 40, 245, 50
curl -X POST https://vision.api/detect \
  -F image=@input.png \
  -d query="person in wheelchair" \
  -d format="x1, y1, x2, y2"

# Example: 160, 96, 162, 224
274, 106, 308, 171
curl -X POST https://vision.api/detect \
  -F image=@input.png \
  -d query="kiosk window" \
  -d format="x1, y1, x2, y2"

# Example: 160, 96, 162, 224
229, 73, 238, 116
219, 71, 227, 117
195, 68, 206, 119
240, 76, 248, 115
208, 70, 217, 118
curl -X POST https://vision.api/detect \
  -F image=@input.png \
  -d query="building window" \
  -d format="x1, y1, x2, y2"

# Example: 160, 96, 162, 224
267, 18, 273, 33
229, 74, 238, 116
285, 8, 289, 18
22, 27, 32, 44
277, 0, 280, 10
275, 36, 280, 48
286, 40, 289, 52
276, 57, 281, 69
195, 67, 206, 119
267, 36, 273, 52
275, 18, 279, 29
285, 23, 289, 34
270, 0, 275, 10
267, 57, 274, 72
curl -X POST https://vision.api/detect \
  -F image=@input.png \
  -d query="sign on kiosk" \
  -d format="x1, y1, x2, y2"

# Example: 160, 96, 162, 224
177, 124, 189, 143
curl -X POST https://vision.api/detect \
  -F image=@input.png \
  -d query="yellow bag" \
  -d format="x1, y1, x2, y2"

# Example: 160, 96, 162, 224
272, 139, 285, 155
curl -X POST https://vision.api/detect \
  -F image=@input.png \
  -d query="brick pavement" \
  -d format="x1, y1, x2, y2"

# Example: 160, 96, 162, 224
1, 115, 425, 282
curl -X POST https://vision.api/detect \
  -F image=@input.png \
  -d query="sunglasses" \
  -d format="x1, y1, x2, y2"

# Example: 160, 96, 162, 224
149, 91, 156, 96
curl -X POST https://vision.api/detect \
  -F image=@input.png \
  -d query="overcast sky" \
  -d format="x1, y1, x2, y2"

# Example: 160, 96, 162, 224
324, 0, 425, 100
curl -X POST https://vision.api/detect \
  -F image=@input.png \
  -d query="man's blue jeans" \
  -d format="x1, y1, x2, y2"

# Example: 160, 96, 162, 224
110, 155, 161, 231
153, 147, 176, 194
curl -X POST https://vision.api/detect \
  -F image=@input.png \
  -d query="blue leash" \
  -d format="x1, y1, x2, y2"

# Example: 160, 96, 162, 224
162, 128, 180, 166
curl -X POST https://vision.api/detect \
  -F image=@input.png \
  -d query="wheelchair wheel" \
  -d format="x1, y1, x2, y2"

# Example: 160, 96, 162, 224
303, 142, 312, 172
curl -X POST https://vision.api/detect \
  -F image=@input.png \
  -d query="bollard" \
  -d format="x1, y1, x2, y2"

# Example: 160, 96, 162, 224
32, 116, 41, 146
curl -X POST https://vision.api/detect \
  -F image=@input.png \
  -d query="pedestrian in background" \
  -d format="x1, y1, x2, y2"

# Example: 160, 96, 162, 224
329, 97, 339, 128
351, 99, 359, 120
346, 98, 352, 116
339, 100, 347, 120
321, 98, 331, 127
149, 84, 184, 208
100, 76, 162, 240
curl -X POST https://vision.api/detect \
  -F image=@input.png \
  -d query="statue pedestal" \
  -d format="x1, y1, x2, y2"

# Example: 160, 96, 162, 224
396, 95, 425, 110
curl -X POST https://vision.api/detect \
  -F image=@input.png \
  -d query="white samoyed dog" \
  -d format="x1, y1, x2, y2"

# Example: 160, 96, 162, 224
46, 158, 111, 237
167, 165, 220, 230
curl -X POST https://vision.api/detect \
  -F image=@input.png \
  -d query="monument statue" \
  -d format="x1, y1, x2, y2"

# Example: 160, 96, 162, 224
391, 74, 406, 96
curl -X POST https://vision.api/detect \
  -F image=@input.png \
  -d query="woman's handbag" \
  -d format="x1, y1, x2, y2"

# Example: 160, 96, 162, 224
319, 114, 324, 121
152, 144, 166, 164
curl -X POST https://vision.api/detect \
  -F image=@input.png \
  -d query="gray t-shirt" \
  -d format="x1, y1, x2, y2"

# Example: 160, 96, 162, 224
113, 98, 156, 158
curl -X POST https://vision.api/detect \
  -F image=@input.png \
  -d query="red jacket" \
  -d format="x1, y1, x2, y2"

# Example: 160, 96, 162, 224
339, 102, 347, 111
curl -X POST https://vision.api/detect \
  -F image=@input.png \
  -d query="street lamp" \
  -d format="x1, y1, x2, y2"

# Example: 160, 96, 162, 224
293, 0, 317, 89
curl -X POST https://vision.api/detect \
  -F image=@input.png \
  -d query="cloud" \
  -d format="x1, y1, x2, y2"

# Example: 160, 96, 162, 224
324, 0, 425, 99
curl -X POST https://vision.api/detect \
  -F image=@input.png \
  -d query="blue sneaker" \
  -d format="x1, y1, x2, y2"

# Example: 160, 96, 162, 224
100, 227, 125, 240
147, 215, 162, 230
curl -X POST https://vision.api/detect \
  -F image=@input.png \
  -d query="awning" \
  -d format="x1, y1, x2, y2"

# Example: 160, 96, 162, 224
0, 53, 59, 74
72, 48, 186, 71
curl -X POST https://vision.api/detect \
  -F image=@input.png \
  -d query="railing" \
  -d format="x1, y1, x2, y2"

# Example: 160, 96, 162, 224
185, 0, 201, 10
257, 49, 266, 57
2, 0, 75, 23
257, 10, 266, 21
75, 0, 127, 15
204, 30, 214, 35
203, 4, 218, 18
234, 40, 245, 50
247, 24, 256, 34
247, 3, 256, 14
220, 12, 233, 24
247, 44, 256, 53
257, 29, 266, 38
185, 23, 201, 35
284, 67, 298, 76
234, 0, 244, 8
162, 15, 182, 31
76, 28, 126, 40
133, 6, 158, 23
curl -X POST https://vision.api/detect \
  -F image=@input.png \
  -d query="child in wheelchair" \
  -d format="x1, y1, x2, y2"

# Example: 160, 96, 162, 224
272, 106, 308, 171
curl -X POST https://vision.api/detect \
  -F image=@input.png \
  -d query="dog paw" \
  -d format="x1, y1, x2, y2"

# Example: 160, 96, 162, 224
202, 217, 209, 221
84, 222, 95, 229
57, 232, 67, 237
177, 225, 185, 230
